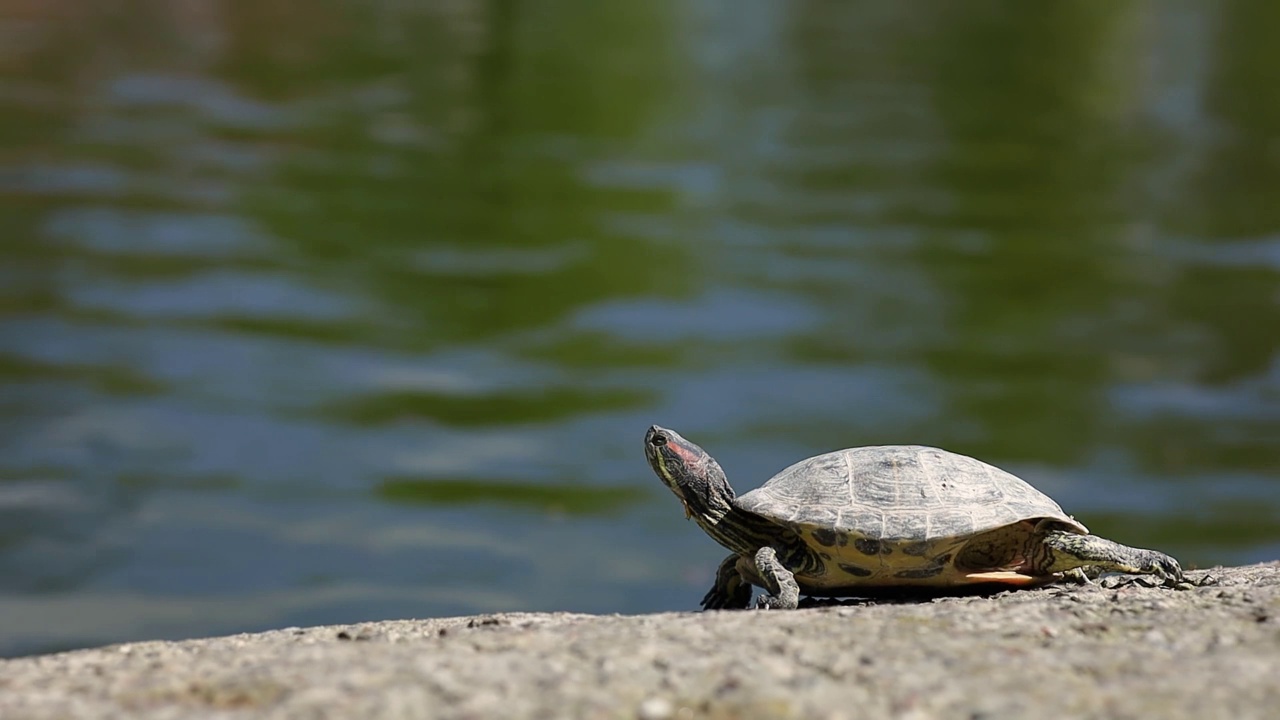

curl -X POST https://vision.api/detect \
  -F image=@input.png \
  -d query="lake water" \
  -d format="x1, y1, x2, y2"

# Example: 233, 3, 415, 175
2, 0, 1279, 657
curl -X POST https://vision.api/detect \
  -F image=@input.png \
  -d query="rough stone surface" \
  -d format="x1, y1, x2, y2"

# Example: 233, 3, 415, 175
1, 563, 1278, 720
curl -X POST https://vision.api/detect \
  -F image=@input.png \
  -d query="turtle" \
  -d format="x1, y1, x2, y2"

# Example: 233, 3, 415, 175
644, 425, 1186, 610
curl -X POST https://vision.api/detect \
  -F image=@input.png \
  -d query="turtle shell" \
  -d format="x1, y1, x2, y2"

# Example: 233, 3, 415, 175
733, 445, 1087, 588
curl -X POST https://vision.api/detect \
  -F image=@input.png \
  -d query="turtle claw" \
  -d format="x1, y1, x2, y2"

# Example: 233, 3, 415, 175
1099, 574, 1163, 590
1061, 568, 1095, 585
1192, 572, 1220, 587
754, 594, 783, 610
1174, 571, 1218, 590
1143, 553, 1184, 585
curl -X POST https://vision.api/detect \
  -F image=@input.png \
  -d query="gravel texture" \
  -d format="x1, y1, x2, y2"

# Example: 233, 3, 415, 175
1, 563, 1277, 720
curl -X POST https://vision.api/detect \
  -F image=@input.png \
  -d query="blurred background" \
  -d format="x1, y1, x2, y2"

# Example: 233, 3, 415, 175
3, 0, 1279, 658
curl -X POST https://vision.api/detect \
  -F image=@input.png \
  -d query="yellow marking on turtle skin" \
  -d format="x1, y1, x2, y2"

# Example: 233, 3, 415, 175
963, 571, 1044, 585
653, 453, 693, 519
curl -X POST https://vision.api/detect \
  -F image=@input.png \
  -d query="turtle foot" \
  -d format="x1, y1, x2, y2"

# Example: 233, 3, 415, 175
1099, 574, 1168, 589
701, 554, 754, 611
754, 594, 792, 610
1141, 553, 1184, 584
751, 547, 800, 610
1097, 565, 1215, 591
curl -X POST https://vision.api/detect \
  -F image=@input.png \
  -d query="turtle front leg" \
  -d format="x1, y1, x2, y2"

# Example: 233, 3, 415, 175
752, 546, 800, 610
701, 554, 754, 610
1037, 530, 1184, 584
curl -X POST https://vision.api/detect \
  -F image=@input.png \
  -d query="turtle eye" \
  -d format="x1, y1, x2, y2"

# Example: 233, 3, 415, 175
650, 434, 667, 447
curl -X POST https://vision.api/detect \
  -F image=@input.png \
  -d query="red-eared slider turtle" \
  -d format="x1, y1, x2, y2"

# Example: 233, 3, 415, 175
644, 426, 1185, 610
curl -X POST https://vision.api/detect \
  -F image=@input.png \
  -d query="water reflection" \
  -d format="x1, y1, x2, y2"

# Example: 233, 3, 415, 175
1, 0, 1278, 657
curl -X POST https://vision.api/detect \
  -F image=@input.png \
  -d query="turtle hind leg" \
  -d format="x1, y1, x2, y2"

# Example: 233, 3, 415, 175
1036, 530, 1184, 584
701, 554, 754, 610
752, 546, 800, 610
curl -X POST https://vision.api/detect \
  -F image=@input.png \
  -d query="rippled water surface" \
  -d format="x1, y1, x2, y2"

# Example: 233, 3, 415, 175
3, 0, 1279, 656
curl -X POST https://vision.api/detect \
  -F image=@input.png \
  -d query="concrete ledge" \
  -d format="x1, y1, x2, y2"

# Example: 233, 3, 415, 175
1, 563, 1277, 719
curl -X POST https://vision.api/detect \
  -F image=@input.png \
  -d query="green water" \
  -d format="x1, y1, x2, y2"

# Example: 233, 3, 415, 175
2, 0, 1279, 657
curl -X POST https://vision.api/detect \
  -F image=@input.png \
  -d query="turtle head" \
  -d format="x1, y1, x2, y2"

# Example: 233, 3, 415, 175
645, 425, 734, 521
